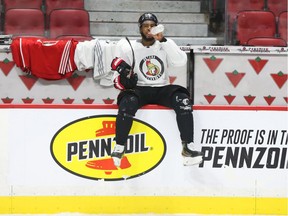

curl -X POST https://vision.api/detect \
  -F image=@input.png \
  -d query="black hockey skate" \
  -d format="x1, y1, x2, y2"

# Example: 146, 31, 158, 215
182, 142, 203, 166
111, 144, 125, 167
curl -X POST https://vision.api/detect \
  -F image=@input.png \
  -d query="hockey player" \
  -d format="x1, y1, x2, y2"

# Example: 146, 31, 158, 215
111, 13, 203, 167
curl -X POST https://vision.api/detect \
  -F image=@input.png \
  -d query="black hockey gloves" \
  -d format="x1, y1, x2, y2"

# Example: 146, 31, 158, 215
111, 57, 132, 77
114, 73, 138, 90
111, 57, 138, 90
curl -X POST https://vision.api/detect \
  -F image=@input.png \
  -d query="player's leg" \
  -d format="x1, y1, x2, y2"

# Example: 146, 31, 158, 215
111, 92, 139, 167
170, 90, 203, 166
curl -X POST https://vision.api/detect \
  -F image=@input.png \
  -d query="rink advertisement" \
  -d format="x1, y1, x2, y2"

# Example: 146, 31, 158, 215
195, 109, 288, 171
199, 128, 288, 169
0, 105, 287, 214
50, 115, 166, 180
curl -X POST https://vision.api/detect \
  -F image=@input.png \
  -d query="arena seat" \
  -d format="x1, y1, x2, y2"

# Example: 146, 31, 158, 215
227, 0, 265, 20
226, 0, 265, 44
234, 10, 276, 45
247, 37, 287, 46
278, 11, 287, 43
49, 8, 90, 39
3, 0, 42, 10
267, 0, 287, 17
4, 8, 45, 37
45, 0, 84, 23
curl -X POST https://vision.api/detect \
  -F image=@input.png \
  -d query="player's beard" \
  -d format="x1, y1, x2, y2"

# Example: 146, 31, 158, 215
140, 31, 155, 42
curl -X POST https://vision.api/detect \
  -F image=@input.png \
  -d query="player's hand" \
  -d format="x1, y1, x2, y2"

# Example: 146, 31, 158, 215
114, 73, 138, 90
153, 32, 164, 41
111, 57, 132, 77
150, 24, 165, 41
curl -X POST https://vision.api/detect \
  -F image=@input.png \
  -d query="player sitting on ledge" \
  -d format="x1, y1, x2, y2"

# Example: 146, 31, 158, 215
110, 13, 203, 167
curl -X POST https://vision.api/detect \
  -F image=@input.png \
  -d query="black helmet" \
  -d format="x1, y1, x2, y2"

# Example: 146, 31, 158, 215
138, 13, 158, 26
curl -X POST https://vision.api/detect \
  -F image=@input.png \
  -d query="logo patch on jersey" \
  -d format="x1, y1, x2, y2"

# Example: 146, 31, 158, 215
50, 115, 166, 181
140, 55, 164, 81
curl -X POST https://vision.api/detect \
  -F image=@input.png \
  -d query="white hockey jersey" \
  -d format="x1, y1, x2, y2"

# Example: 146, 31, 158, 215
113, 38, 187, 87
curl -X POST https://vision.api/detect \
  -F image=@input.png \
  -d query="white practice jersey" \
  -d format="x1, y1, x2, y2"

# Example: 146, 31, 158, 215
113, 38, 187, 87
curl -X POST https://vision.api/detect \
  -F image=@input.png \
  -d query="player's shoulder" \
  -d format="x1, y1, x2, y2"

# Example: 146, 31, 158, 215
116, 38, 127, 46
116, 38, 135, 53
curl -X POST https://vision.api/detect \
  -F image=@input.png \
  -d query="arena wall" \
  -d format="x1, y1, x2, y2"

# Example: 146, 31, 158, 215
0, 45, 287, 215
0, 104, 287, 215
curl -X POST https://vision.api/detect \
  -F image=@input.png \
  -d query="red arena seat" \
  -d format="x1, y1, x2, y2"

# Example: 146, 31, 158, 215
278, 11, 287, 42
3, 0, 42, 10
49, 8, 90, 39
226, 0, 265, 44
227, 0, 265, 20
235, 10, 276, 45
247, 37, 287, 46
45, 0, 84, 22
4, 8, 45, 37
267, 0, 288, 17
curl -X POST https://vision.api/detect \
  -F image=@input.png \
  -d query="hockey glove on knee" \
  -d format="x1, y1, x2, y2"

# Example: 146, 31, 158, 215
114, 73, 138, 90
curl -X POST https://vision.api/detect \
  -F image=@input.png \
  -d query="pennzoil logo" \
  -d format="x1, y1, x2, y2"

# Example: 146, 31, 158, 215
50, 115, 166, 181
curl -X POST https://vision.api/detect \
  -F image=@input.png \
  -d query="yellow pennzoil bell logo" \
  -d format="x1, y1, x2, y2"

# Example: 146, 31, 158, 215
50, 115, 166, 181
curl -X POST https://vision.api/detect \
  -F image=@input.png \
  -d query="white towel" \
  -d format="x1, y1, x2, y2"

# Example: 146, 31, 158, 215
74, 39, 97, 71
74, 39, 117, 86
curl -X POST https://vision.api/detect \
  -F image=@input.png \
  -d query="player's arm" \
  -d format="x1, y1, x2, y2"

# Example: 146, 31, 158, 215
151, 25, 187, 67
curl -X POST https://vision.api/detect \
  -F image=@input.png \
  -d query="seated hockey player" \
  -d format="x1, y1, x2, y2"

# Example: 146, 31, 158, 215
110, 13, 203, 167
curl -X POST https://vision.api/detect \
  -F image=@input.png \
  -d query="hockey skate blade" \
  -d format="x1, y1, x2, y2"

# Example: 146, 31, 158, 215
112, 156, 122, 167
183, 155, 203, 166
